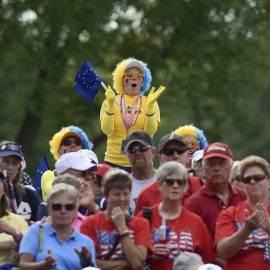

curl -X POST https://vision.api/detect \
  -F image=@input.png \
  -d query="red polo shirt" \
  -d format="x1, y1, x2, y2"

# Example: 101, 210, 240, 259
134, 176, 203, 215
185, 184, 246, 237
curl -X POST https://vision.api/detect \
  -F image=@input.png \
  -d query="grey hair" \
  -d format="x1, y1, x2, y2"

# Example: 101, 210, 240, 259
53, 173, 80, 191
156, 161, 188, 183
45, 183, 79, 206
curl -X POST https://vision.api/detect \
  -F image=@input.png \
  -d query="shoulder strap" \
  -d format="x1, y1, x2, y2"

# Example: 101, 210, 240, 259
38, 224, 44, 252
142, 207, 152, 226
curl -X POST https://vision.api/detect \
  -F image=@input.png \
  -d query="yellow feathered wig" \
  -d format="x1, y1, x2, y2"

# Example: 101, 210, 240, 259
49, 126, 93, 160
112, 57, 152, 94
172, 124, 208, 150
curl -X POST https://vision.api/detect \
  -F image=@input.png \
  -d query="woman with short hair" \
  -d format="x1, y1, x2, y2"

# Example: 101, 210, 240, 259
216, 155, 270, 270
80, 168, 152, 270
19, 183, 96, 270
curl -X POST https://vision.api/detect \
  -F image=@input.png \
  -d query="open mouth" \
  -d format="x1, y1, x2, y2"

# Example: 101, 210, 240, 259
131, 83, 137, 87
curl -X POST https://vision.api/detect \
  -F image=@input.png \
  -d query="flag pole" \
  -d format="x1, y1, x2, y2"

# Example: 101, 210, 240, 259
100, 82, 108, 91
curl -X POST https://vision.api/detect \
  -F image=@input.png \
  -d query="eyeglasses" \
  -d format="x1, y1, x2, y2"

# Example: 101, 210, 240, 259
231, 175, 241, 182
127, 145, 150, 154
50, 203, 76, 211
242, 174, 268, 184
163, 178, 187, 187
123, 71, 144, 80
61, 139, 82, 147
183, 139, 200, 149
161, 147, 187, 156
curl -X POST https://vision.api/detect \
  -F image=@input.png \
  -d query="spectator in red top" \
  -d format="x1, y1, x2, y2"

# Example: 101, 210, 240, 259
215, 155, 270, 270
134, 134, 203, 215
137, 161, 215, 270
80, 169, 152, 270
185, 142, 246, 238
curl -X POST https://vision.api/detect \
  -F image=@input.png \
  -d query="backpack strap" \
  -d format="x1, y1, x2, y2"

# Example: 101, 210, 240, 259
142, 207, 152, 226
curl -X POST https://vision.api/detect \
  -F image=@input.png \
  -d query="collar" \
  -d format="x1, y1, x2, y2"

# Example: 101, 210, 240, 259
46, 223, 76, 240
201, 183, 239, 197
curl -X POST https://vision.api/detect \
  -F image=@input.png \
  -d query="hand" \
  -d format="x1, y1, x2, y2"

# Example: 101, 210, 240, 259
152, 243, 169, 259
0, 219, 14, 235
43, 249, 56, 269
244, 208, 265, 231
146, 85, 166, 107
79, 179, 95, 209
256, 202, 270, 234
74, 245, 93, 268
105, 85, 116, 103
110, 206, 126, 232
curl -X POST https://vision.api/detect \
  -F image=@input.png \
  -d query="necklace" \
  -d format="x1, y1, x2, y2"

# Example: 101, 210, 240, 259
120, 95, 142, 129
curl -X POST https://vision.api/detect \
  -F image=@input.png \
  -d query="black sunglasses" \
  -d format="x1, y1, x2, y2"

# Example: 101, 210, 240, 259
50, 203, 76, 211
161, 147, 187, 156
127, 145, 150, 154
231, 175, 241, 182
61, 139, 82, 147
163, 178, 187, 187
242, 174, 267, 184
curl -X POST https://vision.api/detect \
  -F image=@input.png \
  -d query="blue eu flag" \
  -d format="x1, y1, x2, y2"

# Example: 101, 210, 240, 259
34, 154, 49, 196
74, 60, 103, 103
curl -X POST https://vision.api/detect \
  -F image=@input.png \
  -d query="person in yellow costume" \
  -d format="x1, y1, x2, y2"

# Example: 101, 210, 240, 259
100, 58, 165, 172
41, 125, 93, 200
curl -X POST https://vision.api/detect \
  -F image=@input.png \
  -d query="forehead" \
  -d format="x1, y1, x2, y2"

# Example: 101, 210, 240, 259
108, 187, 130, 194
0, 155, 21, 162
62, 136, 81, 141
204, 156, 229, 165
243, 166, 265, 176
129, 141, 145, 148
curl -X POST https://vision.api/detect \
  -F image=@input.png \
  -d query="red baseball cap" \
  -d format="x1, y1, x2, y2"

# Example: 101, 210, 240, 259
96, 164, 112, 177
203, 142, 233, 160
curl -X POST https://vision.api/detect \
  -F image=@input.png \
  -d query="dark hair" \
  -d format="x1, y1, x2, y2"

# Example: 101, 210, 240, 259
0, 171, 10, 217
103, 169, 132, 196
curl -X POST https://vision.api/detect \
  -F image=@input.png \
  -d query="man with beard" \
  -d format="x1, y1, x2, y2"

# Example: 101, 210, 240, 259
125, 131, 156, 214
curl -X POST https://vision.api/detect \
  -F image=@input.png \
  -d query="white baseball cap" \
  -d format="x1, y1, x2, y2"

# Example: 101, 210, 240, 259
197, 264, 222, 270
192, 150, 204, 168
55, 150, 98, 175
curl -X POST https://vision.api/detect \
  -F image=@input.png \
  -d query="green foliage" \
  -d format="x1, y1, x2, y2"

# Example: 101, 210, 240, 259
1, 0, 270, 176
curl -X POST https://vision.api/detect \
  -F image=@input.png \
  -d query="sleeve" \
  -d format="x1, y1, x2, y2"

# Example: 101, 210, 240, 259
100, 99, 115, 135
144, 101, 160, 136
215, 206, 237, 245
133, 217, 152, 251
80, 217, 98, 248
41, 170, 56, 200
18, 217, 29, 234
19, 224, 39, 255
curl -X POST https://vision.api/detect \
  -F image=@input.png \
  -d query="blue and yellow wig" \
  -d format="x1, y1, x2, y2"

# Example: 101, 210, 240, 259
172, 124, 208, 150
113, 57, 152, 95
49, 125, 93, 160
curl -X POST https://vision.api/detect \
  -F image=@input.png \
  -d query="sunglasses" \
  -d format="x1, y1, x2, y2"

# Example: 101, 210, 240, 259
163, 178, 187, 187
50, 203, 76, 211
161, 147, 187, 156
61, 139, 82, 147
231, 175, 241, 182
183, 139, 200, 149
242, 174, 268, 184
124, 71, 144, 80
127, 145, 150, 154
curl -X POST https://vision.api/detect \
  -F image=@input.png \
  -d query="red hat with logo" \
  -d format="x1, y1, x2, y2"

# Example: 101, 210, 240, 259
203, 142, 233, 160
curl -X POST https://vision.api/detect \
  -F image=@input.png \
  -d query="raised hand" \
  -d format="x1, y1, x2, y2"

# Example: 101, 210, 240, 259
74, 245, 93, 268
44, 249, 56, 269
105, 85, 116, 103
256, 202, 270, 234
111, 206, 127, 232
146, 85, 166, 107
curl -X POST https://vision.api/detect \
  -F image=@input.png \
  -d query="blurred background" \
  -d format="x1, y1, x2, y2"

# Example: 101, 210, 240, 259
1, 0, 270, 177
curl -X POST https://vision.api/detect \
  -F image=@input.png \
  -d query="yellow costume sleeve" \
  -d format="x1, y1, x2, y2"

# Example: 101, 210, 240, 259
100, 99, 115, 135
41, 170, 56, 200
144, 101, 160, 136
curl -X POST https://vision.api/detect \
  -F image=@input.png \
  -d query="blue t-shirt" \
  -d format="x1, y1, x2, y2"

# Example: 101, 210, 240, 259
19, 223, 96, 270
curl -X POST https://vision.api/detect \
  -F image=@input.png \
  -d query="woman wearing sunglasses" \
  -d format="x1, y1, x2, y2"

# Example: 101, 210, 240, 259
215, 155, 270, 270
19, 183, 96, 270
81, 169, 152, 270
137, 161, 215, 270
100, 57, 165, 172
